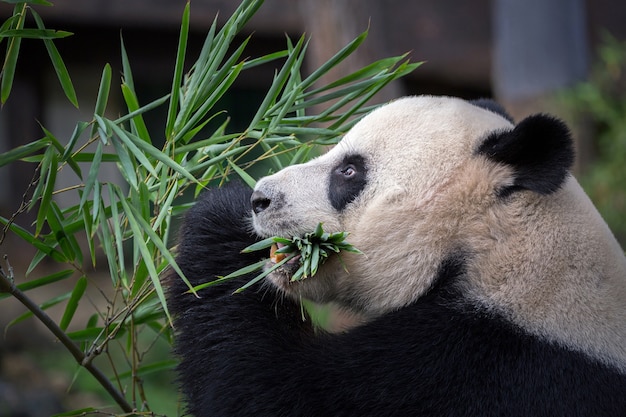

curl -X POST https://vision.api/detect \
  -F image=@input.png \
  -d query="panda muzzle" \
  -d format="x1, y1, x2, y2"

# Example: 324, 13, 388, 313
270, 243, 300, 265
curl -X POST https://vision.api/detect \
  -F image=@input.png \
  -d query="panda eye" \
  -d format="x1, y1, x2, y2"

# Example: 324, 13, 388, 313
329, 155, 367, 211
340, 165, 356, 178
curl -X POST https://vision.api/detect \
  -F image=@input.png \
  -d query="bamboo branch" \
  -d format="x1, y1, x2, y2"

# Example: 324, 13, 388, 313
0, 258, 134, 414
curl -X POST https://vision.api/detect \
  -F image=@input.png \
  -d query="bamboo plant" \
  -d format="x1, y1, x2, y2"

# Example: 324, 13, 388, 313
0, 0, 419, 414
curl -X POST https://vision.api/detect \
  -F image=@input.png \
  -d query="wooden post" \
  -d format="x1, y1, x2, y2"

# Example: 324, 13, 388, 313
491, 0, 590, 169
298, 0, 404, 108
492, 0, 588, 107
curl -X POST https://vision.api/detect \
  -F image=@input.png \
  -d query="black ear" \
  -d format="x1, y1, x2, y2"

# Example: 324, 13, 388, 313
476, 114, 575, 195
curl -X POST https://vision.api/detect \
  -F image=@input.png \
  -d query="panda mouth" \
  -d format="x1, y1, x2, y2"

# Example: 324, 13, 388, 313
268, 243, 301, 282
270, 243, 300, 265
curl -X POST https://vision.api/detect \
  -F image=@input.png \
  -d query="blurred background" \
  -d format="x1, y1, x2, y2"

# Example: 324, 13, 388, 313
2, 0, 626, 238
0, 0, 624, 415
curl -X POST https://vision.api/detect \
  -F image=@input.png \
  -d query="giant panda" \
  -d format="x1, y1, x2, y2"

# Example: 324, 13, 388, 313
166, 95, 626, 416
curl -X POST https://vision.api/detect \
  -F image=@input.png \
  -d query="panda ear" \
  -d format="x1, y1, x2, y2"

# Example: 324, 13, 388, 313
476, 114, 575, 195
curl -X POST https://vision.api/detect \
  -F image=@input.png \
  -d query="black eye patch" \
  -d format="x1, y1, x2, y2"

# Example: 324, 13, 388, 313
328, 154, 367, 211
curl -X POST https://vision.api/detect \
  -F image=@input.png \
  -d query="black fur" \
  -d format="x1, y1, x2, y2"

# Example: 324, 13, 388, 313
328, 154, 367, 211
476, 114, 575, 196
470, 98, 515, 123
167, 183, 626, 417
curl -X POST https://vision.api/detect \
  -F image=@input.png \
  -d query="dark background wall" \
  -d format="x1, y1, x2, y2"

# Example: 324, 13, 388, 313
0, 0, 624, 232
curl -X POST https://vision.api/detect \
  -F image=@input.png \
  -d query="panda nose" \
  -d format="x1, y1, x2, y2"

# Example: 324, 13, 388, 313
251, 190, 271, 214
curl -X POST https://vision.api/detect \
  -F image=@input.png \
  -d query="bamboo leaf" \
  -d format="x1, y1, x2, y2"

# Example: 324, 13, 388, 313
173, 125, 237, 155
130, 257, 149, 298
109, 130, 138, 188
38, 124, 65, 154
194, 37, 249, 107
66, 327, 106, 343
120, 33, 135, 92
176, 16, 217, 119
174, 60, 245, 143
289, 144, 316, 165
114, 188, 173, 321
94, 64, 111, 116
90, 64, 111, 139
137, 181, 151, 222
52, 408, 99, 417
1, 3, 25, 105
247, 35, 306, 130
91, 181, 101, 229
59, 276, 87, 331
97, 191, 121, 286
96, 116, 157, 178
81, 202, 97, 266
61, 121, 89, 179
113, 94, 170, 128
234, 255, 294, 293
47, 201, 82, 264
264, 36, 307, 120
165, 1, 190, 139
5, 291, 71, 329
30, 8, 78, 107
106, 183, 127, 286
0, 28, 72, 39
35, 149, 57, 236
0, 269, 74, 301
25, 250, 48, 276
226, 159, 256, 188
0, 16, 18, 36
49, 152, 119, 163
119, 189, 191, 295
153, 182, 178, 232
178, 112, 226, 147
27, 147, 48, 211
121, 83, 150, 142
0, 139, 49, 167
241, 50, 289, 71
79, 141, 103, 211
310, 243, 320, 276
192, 260, 266, 291
299, 30, 368, 90
189, 146, 247, 175
241, 236, 277, 253
177, 0, 260, 129
305, 55, 408, 96
235, 224, 362, 287
314, 222, 324, 238
103, 118, 198, 184
116, 359, 178, 380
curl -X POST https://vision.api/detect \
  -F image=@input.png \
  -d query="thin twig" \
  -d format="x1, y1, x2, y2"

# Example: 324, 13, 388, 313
0, 261, 134, 414
0, 166, 40, 245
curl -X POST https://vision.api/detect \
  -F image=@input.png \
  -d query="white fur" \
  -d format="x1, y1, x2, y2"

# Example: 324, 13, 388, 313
252, 95, 626, 371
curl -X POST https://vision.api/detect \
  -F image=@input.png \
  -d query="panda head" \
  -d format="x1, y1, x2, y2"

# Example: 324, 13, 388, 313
251, 96, 626, 356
